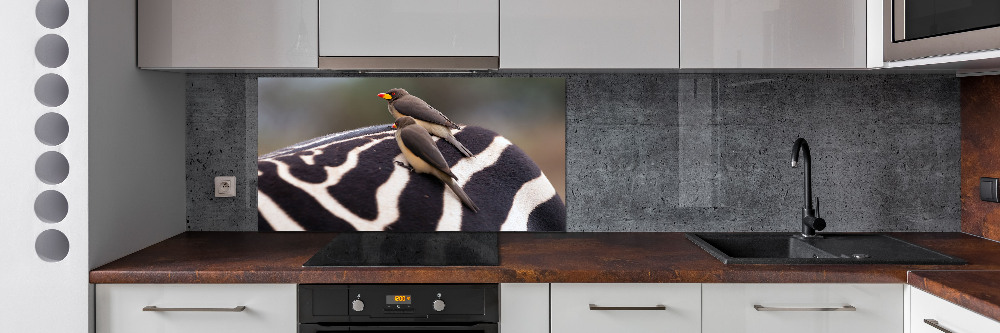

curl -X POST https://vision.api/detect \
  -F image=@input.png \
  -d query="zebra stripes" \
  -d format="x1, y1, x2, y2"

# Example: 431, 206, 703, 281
257, 125, 566, 231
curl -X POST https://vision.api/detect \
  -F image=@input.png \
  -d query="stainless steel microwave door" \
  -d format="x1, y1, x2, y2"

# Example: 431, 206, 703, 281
899, 0, 1000, 41
884, 0, 1000, 61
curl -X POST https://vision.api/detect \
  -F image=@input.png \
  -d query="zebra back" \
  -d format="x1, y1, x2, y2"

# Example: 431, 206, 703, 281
257, 125, 566, 231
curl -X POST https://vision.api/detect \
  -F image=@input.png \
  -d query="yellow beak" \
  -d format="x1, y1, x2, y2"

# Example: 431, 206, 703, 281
378, 93, 392, 100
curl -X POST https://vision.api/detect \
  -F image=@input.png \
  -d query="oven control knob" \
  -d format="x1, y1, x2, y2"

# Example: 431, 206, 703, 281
432, 299, 446, 312
351, 299, 364, 312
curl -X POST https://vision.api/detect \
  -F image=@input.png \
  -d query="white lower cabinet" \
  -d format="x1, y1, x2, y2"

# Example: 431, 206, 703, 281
500, 283, 549, 333
551, 283, 701, 333
702, 283, 903, 333
910, 287, 1000, 333
95, 284, 297, 333
98, 282, 1000, 333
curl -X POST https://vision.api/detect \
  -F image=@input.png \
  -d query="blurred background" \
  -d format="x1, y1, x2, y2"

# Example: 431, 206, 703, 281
258, 77, 566, 200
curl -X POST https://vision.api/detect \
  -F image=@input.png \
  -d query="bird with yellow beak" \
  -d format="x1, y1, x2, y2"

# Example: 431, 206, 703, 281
379, 88, 474, 157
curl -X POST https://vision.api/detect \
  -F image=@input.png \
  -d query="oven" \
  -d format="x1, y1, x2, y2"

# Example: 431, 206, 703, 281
299, 284, 498, 333
885, 0, 1000, 61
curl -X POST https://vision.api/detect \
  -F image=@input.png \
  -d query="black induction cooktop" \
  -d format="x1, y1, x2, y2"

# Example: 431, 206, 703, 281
303, 232, 499, 267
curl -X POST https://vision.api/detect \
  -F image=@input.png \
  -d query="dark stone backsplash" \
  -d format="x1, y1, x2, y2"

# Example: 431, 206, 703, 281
187, 73, 960, 232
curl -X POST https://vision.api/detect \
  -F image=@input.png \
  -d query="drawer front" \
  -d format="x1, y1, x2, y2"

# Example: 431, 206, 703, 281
702, 283, 903, 333
319, 0, 499, 57
911, 288, 1000, 333
551, 283, 701, 333
96, 284, 296, 333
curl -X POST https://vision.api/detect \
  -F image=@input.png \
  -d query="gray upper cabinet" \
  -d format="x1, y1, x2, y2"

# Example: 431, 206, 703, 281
318, 0, 499, 57
680, 0, 874, 69
136, 0, 881, 70
500, 0, 680, 69
137, 0, 318, 69
317, 0, 500, 70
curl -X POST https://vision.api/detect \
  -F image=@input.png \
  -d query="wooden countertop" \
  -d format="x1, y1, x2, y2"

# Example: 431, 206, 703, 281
90, 231, 1000, 284
908, 270, 1000, 323
90, 232, 1000, 322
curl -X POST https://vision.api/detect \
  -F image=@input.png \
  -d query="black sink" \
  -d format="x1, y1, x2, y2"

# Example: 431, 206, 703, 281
686, 233, 966, 265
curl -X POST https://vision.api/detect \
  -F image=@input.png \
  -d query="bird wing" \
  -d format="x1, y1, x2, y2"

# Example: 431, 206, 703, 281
400, 126, 457, 179
393, 96, 460, 129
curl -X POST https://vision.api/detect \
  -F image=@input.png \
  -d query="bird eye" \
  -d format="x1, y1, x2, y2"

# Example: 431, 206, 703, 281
390, 92, 395, 96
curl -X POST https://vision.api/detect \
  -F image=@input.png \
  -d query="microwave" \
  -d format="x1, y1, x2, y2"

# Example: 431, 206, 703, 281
884, 0, 1000, 62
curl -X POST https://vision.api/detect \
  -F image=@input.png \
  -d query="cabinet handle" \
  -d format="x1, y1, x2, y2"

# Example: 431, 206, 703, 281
589, 304, 666, 311
753, 305, 856, 312
143, 306, 247, 312
924, 319, 955, 333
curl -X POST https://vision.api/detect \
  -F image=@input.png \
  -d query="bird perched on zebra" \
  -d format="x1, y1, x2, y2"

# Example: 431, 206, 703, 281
393, 116, 479, 212
378, 88, 474, 157
257, 124, 565, 232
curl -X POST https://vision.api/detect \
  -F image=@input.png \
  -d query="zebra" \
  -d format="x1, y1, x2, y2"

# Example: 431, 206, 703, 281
257, 124, 566, 231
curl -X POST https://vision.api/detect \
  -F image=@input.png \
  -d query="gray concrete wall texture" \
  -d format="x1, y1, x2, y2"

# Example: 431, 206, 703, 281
186, 73, 960, 232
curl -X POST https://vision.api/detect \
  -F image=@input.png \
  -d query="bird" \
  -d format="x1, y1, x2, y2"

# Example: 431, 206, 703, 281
378, 88, 474, 157
392, 116, 479, 213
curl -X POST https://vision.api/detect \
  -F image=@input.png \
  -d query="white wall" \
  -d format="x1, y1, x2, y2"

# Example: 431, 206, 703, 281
0, 0, 90, 331
88, 0, 186, 270
0, 0, 185, 332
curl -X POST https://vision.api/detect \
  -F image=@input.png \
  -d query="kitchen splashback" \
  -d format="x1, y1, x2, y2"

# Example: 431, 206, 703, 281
187, 73, 960, 232
256, 77, 566, 231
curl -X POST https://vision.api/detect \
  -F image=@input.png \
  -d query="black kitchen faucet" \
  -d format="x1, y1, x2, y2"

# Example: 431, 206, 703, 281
791, 138, 826, 238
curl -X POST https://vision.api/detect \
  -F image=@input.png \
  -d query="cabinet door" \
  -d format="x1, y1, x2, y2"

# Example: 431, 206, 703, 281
702, 283, 903, 333
96, 284, 297, 333
500, 0, 680, 69
681, 0, 868, 68
911, 287, 1000, 333
500, 284, 548, 333
551, 283, 700, 333
138, 0, 318, 68
319, 0, 499, 57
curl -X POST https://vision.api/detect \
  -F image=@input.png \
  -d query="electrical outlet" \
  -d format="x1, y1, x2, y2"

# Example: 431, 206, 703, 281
981, 177, 999, 202
215, 176, 236, 198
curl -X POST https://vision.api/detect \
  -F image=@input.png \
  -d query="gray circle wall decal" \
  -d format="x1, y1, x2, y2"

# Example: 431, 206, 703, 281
35, 112, 69, 145
35, 229, 69, 262
35, 73, 69, 107
34, 190, 68, 223
35, 151, 69, 185
36, 0, 69, 29
35, 34, 69, 68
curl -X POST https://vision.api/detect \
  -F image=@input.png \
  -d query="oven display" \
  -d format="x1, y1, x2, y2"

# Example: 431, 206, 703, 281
386, 295, 412, 304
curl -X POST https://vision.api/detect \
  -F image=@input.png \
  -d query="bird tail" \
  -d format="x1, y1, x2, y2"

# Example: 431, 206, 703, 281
445, 179, 479, 213
445, 135, 474, 157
